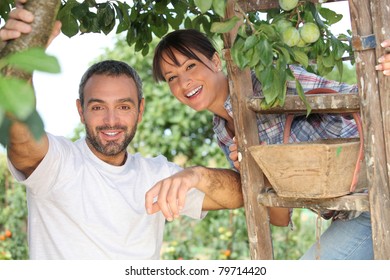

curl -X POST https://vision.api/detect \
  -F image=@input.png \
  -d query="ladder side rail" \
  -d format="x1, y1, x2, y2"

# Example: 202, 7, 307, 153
349, 0, 390, 259
222, 0, 274, 260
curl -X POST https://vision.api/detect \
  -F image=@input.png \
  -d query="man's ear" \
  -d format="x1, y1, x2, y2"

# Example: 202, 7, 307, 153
76, 99, 85, 124
137, 98, 145, 123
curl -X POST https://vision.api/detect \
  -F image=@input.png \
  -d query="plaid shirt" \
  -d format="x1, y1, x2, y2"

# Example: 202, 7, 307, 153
213, 65, 363, 221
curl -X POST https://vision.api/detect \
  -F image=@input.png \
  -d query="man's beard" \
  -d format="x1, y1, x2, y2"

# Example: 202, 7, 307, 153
85, 123, 137, 157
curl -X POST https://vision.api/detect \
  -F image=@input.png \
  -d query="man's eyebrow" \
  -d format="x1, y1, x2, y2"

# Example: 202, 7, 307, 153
87, 98, 137, 105
117, 98, 136, 105
87, 98, 105, 105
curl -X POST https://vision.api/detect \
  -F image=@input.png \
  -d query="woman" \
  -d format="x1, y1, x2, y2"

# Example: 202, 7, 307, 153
152, 29, 390, 259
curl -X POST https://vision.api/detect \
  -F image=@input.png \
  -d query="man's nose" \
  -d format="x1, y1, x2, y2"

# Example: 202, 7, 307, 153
103, 109, 119, 126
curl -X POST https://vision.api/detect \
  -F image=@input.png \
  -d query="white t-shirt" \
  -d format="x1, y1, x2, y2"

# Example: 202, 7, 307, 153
7, 134, 206, 260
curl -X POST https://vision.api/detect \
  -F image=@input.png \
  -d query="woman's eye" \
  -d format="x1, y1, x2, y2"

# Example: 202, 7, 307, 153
187, 63, 196, 70
167, 76, 176, 82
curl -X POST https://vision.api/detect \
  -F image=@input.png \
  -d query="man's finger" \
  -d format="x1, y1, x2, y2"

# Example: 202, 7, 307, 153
165, 180, 181, 218
145, 184, 160, 214
157, 180, 174, 221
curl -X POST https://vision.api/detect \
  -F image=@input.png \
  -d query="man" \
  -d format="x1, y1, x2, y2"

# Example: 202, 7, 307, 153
1, 5, 243, 259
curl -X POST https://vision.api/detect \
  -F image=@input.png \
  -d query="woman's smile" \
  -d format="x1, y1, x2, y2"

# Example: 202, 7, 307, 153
186, 85, 203, 98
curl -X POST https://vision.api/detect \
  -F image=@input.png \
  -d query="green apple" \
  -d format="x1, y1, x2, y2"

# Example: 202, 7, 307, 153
274, 18, 293, 34
300, 22, 320, 44
279, 0, 299, 11
282, 26, 300, 47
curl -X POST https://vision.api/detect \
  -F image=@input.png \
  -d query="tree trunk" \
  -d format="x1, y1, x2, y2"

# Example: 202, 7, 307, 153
0, 0, 60, 80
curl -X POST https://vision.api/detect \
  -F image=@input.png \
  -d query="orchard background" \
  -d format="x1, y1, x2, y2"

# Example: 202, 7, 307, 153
0, 33, 357, 259
0, 0, 358, 259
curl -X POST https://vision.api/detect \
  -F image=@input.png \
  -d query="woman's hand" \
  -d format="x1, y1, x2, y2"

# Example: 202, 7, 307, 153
229, 137, 240, 171
375, 39, 390, 76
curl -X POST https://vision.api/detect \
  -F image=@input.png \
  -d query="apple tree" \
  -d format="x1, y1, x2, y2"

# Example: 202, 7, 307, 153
0, 0, 353, 147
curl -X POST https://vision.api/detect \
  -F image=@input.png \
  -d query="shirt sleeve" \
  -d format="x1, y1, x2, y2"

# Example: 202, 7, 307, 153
166, 161, 208, 220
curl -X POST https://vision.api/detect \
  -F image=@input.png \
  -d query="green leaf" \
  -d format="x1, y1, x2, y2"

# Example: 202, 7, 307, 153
0, 106, 4, 127
249, 43, 261, 68
0, 76, 35, 120
277, 46, 291, 63
6, 48, 61, 74
212, 0, 226, 17
243, 35, 258, 52
113, 2, 130, 34
335, 59, 344, 82
258, 22, 277, 40
258, 38, 273, 67
210, 16, 240, 33
317, 55, 333, 76
295, 79, 311, 116
155, 0, 169, 14
142, 44, 150, 56
291, 49, 309, 68
0, 114, 12, 147
331, 38, 347, 60
97, 3, 115, 34
231, 37, 245, 68
23, 110, 45, 141
184, 17, 192, 29
243, 48, 254, 68
58, 0, 80, 37
167, 14, 183, 30
257, 66, 273, 92
126, 24, 137, 46
172, 0, 188, 15
59, 13, 79, 37
319, 7, 343, 25
194, 0, 212, 14
71, 2, 89, 19
151, 17, 169, 38
322, 53, 335, 68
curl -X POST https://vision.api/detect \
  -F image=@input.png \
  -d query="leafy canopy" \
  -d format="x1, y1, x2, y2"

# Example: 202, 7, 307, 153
0, 0, 354, 146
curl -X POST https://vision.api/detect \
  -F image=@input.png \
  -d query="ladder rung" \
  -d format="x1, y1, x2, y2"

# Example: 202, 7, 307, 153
247, 93, 360, 114
258, 192, 369, 211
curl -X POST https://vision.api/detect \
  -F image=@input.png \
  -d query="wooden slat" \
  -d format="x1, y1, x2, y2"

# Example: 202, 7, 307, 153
258, 192, 369, 211
349, 0, 390, 259
222, 0, 274, 260
238, 0, 347, 13
247, 93, 360, 114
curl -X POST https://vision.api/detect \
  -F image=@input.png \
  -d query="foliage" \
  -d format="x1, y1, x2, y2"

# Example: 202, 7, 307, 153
0, 0, 354, 144
54, 0, 225, 56
0, 1, 353, 260
0, 155, 29, 260
212, 1, 353, 111
0, 48, 61, 147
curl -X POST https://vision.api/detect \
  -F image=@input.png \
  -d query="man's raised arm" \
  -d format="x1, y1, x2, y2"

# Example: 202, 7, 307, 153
0, 3, 58, 177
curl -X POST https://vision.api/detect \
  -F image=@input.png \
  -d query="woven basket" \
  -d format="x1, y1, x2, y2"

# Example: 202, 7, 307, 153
249, 89, 366, 199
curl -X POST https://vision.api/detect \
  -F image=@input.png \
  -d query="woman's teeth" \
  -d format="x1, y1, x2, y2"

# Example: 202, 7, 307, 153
186, 86, 202, 98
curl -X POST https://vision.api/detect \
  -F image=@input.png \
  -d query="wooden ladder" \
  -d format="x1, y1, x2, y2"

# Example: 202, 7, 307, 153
222, 0, 390, 259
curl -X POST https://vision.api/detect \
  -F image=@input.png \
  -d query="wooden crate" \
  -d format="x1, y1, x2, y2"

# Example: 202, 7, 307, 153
249, 138, 367, 198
